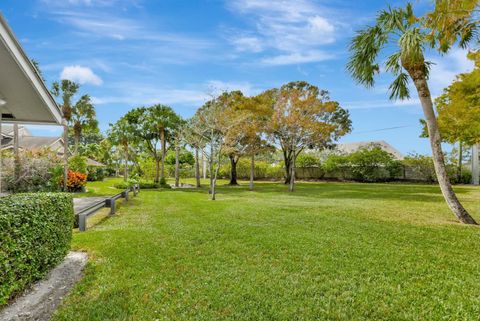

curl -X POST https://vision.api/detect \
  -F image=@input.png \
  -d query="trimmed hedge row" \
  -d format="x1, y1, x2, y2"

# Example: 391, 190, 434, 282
0, 193, 74, 306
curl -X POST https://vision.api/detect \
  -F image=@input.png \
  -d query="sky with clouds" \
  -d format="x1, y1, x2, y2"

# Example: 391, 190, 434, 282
0, 0, 476, 154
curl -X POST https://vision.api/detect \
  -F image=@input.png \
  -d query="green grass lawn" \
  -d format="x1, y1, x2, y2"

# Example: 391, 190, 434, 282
54, 180, 480, 320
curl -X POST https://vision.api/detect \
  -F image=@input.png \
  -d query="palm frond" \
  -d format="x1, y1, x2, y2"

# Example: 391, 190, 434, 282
385, 51, 402, 74
388, 72, 410, 100
347, 26, 387, 87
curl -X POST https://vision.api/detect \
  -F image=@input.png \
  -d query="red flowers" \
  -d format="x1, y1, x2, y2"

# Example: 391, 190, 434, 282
61, 170, 87, 192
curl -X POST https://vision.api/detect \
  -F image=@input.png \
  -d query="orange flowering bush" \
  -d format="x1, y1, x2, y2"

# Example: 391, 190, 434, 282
61, 170, 87, 192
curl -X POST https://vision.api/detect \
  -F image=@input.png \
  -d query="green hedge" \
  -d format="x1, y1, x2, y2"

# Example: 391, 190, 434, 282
0, 193, 74, 306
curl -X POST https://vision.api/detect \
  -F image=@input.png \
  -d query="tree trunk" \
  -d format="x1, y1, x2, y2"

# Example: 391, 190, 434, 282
195, 147, 201, 188
406, 66, 477, 224
249, 154, 254, 191
63, 124, 68, 192
473, 144, 479, 186
124, 144, 129, 182
154, 157, 160, 183
13, 124, 20, 190
211, 146, 222, 201
175, 144, 180, 187
284, 157, 291, 184
229, 155, 239, 185
289, 149, 296, 192
457, 141, 463, 182
74, 131, 80, 155
160, 128, 166, 181
209, 142, 214, 194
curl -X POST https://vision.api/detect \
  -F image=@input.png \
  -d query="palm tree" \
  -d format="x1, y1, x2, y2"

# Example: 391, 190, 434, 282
51, 80, 79, 191
71, 95, 98, 155
347, 3, 477, 224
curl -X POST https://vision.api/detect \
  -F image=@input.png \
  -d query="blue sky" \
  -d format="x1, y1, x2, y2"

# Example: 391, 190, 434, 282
0, 0, 475, 154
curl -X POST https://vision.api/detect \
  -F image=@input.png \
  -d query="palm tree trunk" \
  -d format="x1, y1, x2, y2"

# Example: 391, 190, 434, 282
195, 147, 201, 188
63, 124, 68, 191
155, 157, 160, 183
74, 130, 80, 155
160, 129, 166, 181
249, 154, 254, 191
174, 144, 180, 188
408, 69, 476, 224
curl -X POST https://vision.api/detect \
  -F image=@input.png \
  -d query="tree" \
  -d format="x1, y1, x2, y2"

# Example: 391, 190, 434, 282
266, 81, 351, 192
183, 118, 207, 188
420, 51, 480, 180
424, 0, 479, 53
107, 117, 137, 181
123, 105, 181, 183
347, 3, 478, 224
69, 95, 98, 155
191, 91, 246, 200
51, 80, 80, 191
232, 93, 274, 191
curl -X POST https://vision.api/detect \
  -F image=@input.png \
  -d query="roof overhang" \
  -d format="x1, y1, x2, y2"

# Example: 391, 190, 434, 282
0, 13, 63, 125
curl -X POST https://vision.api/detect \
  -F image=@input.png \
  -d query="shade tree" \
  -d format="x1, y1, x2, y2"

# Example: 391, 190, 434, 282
265, 81, 351, 192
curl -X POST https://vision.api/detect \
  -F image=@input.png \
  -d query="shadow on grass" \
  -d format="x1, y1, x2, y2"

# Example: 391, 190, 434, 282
164, 181, 472, 204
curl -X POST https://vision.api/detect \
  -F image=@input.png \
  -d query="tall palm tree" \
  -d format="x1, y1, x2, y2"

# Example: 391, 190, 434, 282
71, 95, 98, 155
51, 80, 79, 191
347, 3, 477, 224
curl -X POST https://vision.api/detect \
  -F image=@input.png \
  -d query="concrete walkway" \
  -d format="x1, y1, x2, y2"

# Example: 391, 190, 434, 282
0, 252, 88, 321
73, 197, 107, 214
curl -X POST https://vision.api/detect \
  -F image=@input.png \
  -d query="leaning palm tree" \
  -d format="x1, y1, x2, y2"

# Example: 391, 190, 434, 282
347, 3, 478, 224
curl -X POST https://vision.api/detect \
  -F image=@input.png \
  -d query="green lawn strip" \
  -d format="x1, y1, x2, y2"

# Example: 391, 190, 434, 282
54, 182, 480, 320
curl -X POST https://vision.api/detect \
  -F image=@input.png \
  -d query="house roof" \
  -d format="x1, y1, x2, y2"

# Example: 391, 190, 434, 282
1, 135, 62, 151
335, 140, 404, 160
86, 158, 106, 167
0, 14, 63, 124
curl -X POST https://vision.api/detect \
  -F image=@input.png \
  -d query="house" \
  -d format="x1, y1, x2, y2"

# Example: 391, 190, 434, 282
0, 13, 64, 192
1, 125, 64, 155
334, 140, 404, 160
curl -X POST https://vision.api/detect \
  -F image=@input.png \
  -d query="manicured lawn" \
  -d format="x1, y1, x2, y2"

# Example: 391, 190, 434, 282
54, 181, 480, 320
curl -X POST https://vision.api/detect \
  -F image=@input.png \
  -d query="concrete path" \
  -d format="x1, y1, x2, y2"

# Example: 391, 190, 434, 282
0, 252, 88, 321
73, 197, 107, 214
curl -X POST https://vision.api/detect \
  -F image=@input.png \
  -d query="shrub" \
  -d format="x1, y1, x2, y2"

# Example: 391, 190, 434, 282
0, 193, 74, 305
68, 155, 88, 174
114, 179, 170, 190
348, 147, 402, 182
62, 170, 87, 192
3, 150, 63, 192
322, 154, 351, 179
87, 166, 106, 182
296, 153, 320, 168
322, 146, 402, 182
165, 149, 195, 166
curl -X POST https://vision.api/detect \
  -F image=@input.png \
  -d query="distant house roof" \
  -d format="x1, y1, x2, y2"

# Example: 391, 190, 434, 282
1, 135, 62, 152
86, 158, 106, 167
335, 140, 404, 160
0, 14, 63, 124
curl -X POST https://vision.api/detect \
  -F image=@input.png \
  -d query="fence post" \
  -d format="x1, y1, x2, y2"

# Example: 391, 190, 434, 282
124, 189, 129, 201
106, 198, 116, 215
78, 214, 87, 232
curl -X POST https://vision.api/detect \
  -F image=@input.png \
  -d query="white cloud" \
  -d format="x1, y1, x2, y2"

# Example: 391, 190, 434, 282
92, 80, 260, 107
230, 36, 263, 53
428, 49, 475, 95
227, 0, 337, 64
261, 50, 333, 65
60, 65, 103, 86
